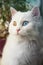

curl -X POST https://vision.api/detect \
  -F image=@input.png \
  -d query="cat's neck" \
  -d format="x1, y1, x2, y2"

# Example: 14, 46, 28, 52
7, 34, 43, 47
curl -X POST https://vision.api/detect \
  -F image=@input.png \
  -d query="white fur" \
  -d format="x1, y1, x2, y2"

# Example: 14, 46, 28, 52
1, 7, 43, 65
1, 35, 32, 65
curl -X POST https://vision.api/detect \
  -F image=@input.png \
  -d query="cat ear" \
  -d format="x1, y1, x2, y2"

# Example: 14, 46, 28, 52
31, 7, 40, 17
10, 7, 17, 16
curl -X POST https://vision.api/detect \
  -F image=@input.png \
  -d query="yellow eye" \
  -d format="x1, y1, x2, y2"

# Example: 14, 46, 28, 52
13, 21, 17, 26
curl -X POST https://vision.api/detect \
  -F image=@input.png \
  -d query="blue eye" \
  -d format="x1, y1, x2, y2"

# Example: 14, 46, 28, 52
22, 21, 29, 26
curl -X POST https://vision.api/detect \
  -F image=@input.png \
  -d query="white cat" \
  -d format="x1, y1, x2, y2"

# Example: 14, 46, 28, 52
1, 7, 43, 65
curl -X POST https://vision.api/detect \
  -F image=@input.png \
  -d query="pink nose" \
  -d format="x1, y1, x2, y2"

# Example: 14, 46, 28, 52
16, 29, 20, 32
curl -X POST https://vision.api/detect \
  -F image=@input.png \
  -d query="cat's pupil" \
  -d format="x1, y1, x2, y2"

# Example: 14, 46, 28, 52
22, 21, 29, 26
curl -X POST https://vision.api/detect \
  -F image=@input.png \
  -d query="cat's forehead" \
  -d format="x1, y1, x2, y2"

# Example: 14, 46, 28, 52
12, 11, 31, 23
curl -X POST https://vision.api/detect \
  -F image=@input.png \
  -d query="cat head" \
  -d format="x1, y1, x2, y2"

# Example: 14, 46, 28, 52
9, 7, 42, 37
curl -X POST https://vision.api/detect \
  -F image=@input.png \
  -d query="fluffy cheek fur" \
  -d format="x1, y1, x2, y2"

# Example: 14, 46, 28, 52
19, 22, 39, 37
19, 23, 33, 36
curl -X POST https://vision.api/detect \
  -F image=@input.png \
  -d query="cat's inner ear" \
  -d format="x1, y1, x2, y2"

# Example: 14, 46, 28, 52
10, 7, 17, 16
31, 7, 40, 16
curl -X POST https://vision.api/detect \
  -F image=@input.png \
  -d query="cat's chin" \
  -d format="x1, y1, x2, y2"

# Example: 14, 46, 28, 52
14, 33, 26, 37
16, 33, 28, 37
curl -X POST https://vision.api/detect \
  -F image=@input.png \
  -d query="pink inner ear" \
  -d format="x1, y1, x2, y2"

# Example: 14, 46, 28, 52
32, 7, 40, 16
10, 7, 17, 16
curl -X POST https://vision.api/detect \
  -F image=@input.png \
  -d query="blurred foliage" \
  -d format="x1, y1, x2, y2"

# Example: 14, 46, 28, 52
0, 0, 42, 38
